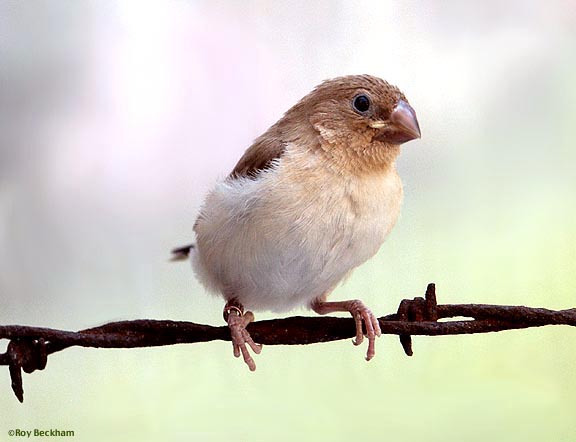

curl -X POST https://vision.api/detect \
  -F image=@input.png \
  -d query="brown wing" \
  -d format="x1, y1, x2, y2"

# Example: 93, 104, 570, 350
190, 133, 287, 232
229, 133, 286, 179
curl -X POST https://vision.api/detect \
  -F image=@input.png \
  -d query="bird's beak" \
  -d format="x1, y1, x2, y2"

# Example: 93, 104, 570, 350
370, 100, 421, 144
390, 100, 421, 142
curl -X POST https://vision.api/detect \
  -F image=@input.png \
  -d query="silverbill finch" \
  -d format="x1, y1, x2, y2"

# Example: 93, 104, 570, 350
173, 75, 421, 370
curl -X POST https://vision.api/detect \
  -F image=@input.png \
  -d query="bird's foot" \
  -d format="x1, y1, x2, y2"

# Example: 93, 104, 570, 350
311, 299, 382, 361
224, 300, 262, 371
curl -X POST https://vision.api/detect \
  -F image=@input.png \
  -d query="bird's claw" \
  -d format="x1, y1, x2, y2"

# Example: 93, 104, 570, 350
311, 298, 382, 361
348, 300, 382, 361
227, 310, 262, 371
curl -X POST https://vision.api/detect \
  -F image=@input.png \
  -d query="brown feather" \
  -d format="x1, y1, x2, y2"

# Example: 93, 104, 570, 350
229, 133, 287, 179
229, 75, 411, 179
170, 244, 195, 261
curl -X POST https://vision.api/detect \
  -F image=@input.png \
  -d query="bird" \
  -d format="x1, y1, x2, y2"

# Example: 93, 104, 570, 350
173, 74, 420, 371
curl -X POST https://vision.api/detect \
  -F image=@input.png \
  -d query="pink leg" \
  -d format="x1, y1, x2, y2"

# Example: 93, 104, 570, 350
224, 300, 262, 371
311, 298, 382, 361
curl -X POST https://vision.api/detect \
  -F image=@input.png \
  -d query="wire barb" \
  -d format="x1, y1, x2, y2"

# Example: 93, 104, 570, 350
396, 283, 440, 356
1, 283, 575, 403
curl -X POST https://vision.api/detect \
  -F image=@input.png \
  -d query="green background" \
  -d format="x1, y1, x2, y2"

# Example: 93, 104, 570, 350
1, 1, 575, 441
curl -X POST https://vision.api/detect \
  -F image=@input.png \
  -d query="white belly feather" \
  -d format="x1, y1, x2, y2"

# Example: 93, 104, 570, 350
192, 152, 403, 312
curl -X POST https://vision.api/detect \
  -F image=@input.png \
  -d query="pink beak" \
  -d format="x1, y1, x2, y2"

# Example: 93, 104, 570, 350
390, 100, 421, 143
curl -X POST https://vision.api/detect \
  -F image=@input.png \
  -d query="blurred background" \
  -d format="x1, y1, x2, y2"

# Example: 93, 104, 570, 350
1, 1, 575, 440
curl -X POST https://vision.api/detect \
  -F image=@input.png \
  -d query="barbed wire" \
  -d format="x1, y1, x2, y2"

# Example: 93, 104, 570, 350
1, 284, 574, 402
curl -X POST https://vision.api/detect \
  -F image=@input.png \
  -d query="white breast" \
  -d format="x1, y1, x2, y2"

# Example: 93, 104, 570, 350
192, 149, 403, 312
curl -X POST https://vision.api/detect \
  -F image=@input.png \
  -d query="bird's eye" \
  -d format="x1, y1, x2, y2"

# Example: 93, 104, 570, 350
352, 94, 371, 113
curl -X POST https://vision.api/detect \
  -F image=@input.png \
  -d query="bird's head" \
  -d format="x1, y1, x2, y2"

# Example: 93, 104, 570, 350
282, 75, 420, 174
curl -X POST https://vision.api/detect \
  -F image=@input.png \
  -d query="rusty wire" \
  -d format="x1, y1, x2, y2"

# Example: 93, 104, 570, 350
1, 284, 575, 402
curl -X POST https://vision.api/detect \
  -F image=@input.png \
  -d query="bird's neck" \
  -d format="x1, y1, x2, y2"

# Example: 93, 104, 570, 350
279, 118, 401, 177
316, 138, 401, 177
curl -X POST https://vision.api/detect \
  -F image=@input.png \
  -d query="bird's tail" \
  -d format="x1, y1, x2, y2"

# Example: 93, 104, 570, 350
170, 244, 195, 262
